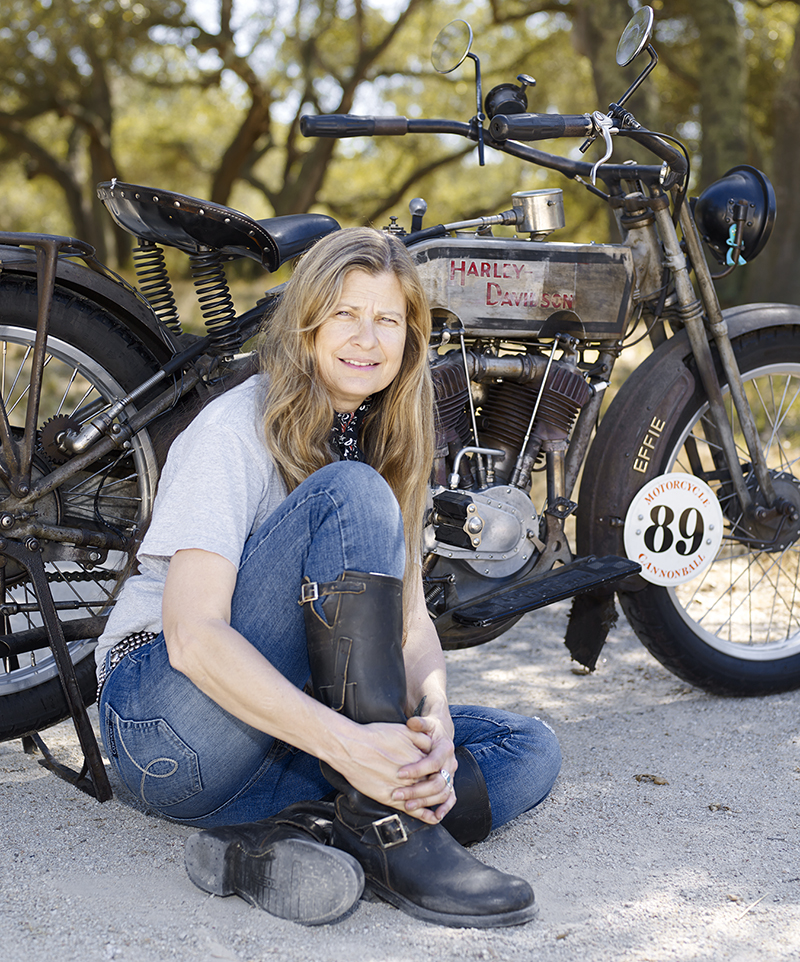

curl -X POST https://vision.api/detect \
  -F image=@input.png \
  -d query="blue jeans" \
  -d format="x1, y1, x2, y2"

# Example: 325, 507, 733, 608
99, 462, 560, 829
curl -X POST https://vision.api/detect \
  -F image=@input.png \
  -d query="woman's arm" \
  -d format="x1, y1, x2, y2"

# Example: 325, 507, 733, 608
162, 547, 439, 817
392, 570, 459, 820
402, 571, 452, 730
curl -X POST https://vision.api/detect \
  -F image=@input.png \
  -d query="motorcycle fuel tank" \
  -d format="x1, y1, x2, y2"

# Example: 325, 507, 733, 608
410, 236, 634, 341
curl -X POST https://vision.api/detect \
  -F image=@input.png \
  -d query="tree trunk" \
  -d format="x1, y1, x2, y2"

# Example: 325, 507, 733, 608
571, 0, 639, 240
0, 122, 95, 245
691, 0, 746, 188
571, 0, 637, 111
746, 19, 800, 305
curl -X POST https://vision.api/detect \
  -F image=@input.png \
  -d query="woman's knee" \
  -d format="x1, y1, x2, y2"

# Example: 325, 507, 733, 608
312, 461, 404, 551
315, 461, 397, 512
532, 715, 562, 789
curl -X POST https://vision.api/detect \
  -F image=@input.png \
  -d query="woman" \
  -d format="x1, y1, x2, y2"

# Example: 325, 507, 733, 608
96, 227, 561, 929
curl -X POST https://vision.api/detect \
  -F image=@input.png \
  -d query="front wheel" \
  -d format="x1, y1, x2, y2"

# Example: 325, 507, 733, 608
618, 326, 800, 694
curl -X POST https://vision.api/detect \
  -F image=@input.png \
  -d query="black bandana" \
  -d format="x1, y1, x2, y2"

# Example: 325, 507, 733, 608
330, 399, 371, 462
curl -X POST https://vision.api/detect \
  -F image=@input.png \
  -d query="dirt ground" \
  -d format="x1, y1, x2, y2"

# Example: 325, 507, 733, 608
2, 600, 799, 962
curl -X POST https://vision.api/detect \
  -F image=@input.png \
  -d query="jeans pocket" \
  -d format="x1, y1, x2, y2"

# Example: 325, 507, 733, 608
103, 704, 203, 808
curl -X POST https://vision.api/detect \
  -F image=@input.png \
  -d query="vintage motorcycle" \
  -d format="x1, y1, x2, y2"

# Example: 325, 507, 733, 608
0, 8, 798, 769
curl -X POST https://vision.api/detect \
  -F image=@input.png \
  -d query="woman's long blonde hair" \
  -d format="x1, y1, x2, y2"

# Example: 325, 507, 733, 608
257, 227, 434, 619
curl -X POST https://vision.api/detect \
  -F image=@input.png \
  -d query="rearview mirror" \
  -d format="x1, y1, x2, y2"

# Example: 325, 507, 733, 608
432, 20, 474, 74
616, 6, 654, 66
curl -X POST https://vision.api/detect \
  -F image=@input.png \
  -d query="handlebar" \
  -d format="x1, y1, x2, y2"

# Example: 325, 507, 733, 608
299, 114, 472, 139
489, 112, 687, 181
300, 112, 687, 188
300, 115, 411, 137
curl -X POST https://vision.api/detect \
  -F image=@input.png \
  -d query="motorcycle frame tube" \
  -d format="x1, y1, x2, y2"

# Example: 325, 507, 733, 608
0, 238, 66, 493
564, 370, 613, 499
11, 369, 201, 511
651, 200, 754, 514
0, 616, 106, 658
677, 202, 777, 507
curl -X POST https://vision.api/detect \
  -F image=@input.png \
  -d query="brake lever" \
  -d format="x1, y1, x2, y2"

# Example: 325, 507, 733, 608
589, 111, 618, 185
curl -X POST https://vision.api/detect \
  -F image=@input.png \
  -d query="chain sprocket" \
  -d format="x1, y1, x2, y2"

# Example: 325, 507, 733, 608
39, 415, 80, 464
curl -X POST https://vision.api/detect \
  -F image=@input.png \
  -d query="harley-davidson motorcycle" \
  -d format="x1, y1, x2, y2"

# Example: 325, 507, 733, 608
1, 8, 797, 764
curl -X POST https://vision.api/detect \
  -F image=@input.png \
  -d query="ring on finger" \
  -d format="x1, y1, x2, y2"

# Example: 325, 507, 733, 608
440, 768, 453, 794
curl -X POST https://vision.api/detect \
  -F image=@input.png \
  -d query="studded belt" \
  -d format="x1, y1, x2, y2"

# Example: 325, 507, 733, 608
97, 630, 158, 698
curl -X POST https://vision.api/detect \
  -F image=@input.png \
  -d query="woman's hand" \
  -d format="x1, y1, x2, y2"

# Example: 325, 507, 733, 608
391, 709, 458, 824
324, 718, 433, 809
324, 712, 456, 825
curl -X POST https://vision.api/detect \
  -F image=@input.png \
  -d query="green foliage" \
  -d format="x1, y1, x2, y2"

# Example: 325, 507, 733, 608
742, 0, 800, 174
0, 0, 798, 279
0, 0, 196, 257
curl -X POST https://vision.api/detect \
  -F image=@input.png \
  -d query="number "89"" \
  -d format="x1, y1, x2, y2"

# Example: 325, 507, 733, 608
643, 505, 704, 556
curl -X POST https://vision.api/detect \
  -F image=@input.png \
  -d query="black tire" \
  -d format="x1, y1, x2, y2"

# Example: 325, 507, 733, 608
618, 325, 800, 694
0, 274, 160, 740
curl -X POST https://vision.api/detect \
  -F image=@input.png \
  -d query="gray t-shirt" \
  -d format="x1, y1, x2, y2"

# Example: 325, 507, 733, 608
95, 374, 288, 676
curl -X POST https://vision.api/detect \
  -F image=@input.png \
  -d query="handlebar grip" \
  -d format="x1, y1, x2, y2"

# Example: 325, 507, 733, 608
300, 114, 410, 138
489, 114, 593, 142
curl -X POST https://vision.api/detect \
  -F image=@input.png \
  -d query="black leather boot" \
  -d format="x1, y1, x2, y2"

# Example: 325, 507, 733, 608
303, 571, 537, 928
184, 800, 364, 925
441, 746, 493, 846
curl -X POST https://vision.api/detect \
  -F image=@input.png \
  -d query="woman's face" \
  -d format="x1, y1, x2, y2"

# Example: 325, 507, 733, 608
315, 269, 408, 413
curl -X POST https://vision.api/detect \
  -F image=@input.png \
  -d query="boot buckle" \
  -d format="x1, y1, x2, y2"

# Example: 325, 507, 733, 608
371, 814, 408, 849
300, 582, 319, 604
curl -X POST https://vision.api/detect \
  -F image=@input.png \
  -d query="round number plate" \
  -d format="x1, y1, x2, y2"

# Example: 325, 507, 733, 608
623, 473, 724, 585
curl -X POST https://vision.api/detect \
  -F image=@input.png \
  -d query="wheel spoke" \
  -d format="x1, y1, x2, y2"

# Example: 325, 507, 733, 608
55, 366, 81, 417
663, 351, 800, 663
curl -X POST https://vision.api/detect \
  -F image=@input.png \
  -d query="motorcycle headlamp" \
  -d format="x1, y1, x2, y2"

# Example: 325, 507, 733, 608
693, 165, 776, 265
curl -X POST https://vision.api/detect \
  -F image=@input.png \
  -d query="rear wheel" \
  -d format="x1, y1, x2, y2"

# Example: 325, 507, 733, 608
618, 326, 800, 694
0, 275, 160, 739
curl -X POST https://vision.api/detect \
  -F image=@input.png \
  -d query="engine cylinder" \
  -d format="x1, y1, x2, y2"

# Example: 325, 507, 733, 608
478, 381, 539, 483
479, 363, 590, 482
532, 365, 592, 440
431, 352, 473, 487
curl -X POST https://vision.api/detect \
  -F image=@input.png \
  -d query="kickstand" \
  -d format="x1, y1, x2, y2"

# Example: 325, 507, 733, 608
22, 731, 107, 798
4, 538, 112, 801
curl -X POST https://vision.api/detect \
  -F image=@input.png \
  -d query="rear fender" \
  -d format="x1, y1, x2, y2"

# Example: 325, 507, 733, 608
0, 245, 178, 363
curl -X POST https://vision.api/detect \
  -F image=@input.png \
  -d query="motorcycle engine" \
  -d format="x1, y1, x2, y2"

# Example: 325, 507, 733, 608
430, 349, 590, 487
428, 349, 590, 578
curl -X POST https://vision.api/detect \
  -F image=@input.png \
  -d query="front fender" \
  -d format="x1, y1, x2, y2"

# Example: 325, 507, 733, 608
576, 302, 800, 581
0, 245, 177, 363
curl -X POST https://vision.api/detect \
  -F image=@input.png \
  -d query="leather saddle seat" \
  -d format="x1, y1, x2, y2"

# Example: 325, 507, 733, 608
97, 180, 340, 272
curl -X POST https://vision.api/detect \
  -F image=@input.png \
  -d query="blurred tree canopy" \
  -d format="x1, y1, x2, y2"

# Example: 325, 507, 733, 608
1, 0, 799, 302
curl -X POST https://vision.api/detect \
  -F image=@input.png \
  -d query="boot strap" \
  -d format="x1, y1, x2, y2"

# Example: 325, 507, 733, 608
299, 577, 367, 605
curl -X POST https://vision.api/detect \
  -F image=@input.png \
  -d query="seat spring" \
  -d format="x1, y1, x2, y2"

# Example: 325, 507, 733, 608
132, 241, 182, 335
189, 250, 243, 356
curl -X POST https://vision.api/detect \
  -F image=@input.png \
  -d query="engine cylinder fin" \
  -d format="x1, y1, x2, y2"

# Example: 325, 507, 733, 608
534, 365, 592, 438
431, 353, 473, 486
479, 380, 539, 450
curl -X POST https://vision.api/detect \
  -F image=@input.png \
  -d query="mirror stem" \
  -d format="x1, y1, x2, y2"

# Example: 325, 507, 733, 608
467, 52, 486, 165
616, 44, 658, 110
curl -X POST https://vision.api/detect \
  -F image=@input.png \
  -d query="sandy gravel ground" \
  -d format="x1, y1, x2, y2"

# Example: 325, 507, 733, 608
2, 600, 799, 962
